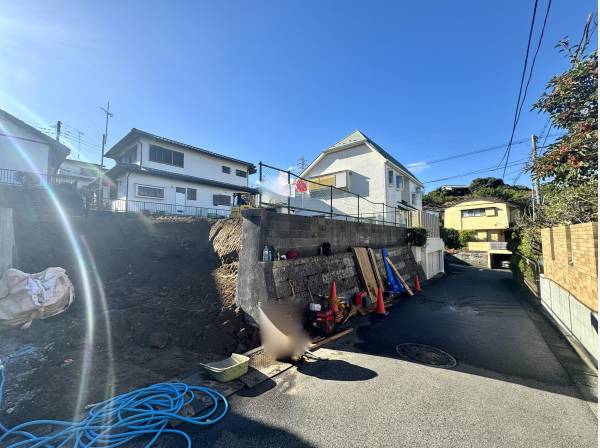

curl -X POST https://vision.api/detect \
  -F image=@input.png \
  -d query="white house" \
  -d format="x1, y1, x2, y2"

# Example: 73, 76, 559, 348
299, 130, 425, 222
104, 129, 257, 217
58, 159, 104, 189
300, 130, 444, 279
0, 108, 70, 184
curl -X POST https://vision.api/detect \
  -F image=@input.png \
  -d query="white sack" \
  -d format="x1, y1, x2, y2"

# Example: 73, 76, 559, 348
0, 268, 74, 329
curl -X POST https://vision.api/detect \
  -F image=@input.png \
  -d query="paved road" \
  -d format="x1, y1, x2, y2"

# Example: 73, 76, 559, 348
184, 265, 597, 447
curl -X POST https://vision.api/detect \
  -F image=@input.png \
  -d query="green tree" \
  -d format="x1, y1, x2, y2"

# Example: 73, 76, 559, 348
532, 45, 597, 187
459, 230, 475, 247
440, 227, 461, 249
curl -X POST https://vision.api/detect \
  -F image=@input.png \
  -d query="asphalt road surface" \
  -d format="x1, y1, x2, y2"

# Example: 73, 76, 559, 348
181, 265, 597, 447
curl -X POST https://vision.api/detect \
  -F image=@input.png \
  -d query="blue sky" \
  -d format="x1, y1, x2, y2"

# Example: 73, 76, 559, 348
1, 0, 596, 191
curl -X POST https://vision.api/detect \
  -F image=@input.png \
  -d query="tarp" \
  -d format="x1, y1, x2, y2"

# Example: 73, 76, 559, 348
0, 268, 74, 329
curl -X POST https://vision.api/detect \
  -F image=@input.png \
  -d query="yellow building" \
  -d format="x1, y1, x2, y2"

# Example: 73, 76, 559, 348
444, 199, 519, 267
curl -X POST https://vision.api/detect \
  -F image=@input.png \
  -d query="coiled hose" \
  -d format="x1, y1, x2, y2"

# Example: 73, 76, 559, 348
0, 349, 229, 447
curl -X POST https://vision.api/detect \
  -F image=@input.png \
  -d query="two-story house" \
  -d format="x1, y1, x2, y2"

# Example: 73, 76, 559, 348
300, 130, 444, 279
0, 108, 70, 184
104, 129, 257, 217
300, 130, 425, 221
58, 159, 105, 189
444, 198, 519, 268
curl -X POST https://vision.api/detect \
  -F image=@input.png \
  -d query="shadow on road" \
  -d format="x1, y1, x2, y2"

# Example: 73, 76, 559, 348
339, 265, 592, 401
297, 358, 377, 381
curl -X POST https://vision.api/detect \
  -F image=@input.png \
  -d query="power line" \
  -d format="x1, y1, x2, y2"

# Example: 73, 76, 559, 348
412, 135, 558, 167
502, 0, 553, 179
512, 117, 551, 184
497, 0, 539, 175
423, 157, 530, 184
514, 0, 553, 130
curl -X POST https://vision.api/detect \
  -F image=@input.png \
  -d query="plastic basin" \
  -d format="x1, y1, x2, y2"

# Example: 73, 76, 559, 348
200, 353, 250, 382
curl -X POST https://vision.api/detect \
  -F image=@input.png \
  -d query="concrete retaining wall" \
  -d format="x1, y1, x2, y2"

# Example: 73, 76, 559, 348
539, 275, 598, 362
0, 208, 14, 273
236, 209, 418, 323
447, 250, 488, 268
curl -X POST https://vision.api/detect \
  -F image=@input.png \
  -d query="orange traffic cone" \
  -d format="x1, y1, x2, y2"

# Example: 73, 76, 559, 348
414, 274, 422, 292
329, 281, 339, 313
374, 287, 387, 315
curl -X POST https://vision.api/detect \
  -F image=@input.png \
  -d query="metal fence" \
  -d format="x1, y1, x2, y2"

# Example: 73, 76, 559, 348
0, 167, 74, 187
407, 209, 440, 238
258, 162, 440, 233
511, 252, 542, 297
92, 199, 230, 219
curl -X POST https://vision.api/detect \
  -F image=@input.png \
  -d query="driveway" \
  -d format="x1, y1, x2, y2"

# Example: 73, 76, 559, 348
184, 265, 597, 447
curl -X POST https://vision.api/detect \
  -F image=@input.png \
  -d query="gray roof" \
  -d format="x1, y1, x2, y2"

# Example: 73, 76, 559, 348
107, 164, 258, 194
328, 130, 421, 184
105, 128, 256, 174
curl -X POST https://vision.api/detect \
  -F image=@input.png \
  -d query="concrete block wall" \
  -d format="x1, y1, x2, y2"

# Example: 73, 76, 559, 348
247, 208, 408, 258
541, 222, 598, 312
236, 209, 418, 323
540, 275, 598, 362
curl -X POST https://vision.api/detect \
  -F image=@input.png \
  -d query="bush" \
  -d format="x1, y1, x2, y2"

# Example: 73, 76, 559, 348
407, 227, 427, 246
459, 230, 475, 247
440, 228, 461, 249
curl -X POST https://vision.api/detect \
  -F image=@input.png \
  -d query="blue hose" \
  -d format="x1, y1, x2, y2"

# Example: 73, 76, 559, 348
0, 350, 229, 448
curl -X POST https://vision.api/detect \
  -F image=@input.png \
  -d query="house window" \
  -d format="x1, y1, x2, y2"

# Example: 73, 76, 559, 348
388, 170, 394, 185
461, 208, 486, 218
236, 169, 247, 178
149, 145, 184, 167
222, 166, 231, 174
187, 188, 197, 201
396, 175, 403, 189
136, 184, 164, 199
119, 146, 138, 164
213, 194, 231, 206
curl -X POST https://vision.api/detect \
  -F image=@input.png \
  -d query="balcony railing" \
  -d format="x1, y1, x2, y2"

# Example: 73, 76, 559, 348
467, 241, 509, 251
92, 198, 230, 219
0, 168, 75, 187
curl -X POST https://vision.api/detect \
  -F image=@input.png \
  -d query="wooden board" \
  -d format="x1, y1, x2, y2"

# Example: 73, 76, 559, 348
367, 248, 383, 289
385, 256, 414, 296
352, 247, 379, 299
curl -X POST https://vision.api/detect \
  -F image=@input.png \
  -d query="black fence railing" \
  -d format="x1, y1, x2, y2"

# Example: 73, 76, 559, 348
0, 167, 75, 187
257, 162, 439, 231
92, 198, 230, 219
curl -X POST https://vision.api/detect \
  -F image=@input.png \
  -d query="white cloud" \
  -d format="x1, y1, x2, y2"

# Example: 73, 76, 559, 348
406, 161, 430, 173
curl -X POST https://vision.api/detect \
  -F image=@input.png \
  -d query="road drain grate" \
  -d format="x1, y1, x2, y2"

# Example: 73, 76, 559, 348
395, 343, 457, 368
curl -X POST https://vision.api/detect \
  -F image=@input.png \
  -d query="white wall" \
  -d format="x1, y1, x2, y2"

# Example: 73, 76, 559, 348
307, 144, 386, 203
115, 171, 241, 214
539, 275, 598, 362
0, 116, 50, 174
411, 237, 445, 280
136, 138, 250, 188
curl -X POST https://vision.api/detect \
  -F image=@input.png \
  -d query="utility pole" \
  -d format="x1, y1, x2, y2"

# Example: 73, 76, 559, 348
98, 102, 114, 206
100, 102, 113, 169
76, 130, 84, 160
55, 121, 62, 142
296, 156, 307, 175
530, 134, 541, 219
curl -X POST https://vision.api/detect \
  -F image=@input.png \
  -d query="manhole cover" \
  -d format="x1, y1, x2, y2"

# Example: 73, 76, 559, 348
395, 343, 457, 368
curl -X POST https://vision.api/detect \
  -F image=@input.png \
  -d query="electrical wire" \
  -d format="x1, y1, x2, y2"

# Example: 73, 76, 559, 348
423, 157, 530, 184
512, 117, 552, 184
0, 350, 228, 448
497, 0, 540, 175
501, 0, 553, 178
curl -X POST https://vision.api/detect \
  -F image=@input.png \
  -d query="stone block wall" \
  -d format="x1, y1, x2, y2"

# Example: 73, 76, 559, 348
541, 222, 598, 312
